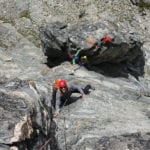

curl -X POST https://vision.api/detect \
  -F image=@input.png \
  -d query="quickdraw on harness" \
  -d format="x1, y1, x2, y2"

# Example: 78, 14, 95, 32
81, 56, 87, 63
80, 55, 88, 66
69, 49, 81, 65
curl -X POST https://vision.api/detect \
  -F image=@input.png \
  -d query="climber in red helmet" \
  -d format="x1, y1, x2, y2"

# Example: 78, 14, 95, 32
97, 35, 113, 49
86, 35, 113, 53
52, 79, 95, 117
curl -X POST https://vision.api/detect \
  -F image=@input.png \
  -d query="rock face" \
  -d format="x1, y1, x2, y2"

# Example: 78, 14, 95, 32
0, 0, 150, 150
51, 62, 150, 150
0, 78, 56, 149
40, 21, 145, 79
131, 0, 150, 6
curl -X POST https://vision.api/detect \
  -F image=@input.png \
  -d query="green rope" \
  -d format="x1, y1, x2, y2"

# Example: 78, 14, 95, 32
72, 49, 81, 65
75, 49, 81, 56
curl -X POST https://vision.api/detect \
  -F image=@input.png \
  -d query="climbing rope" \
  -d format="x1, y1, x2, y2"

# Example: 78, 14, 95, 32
63, 117, 68, 150
39, 137, 52, 150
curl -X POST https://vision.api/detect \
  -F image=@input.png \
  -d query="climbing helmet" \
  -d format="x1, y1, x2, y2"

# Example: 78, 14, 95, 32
58, 80, 67, 88
103, 36, 112, 43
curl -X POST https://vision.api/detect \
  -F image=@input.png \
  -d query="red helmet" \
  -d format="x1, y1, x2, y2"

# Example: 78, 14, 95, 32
58, 80, 67, 88
103, 36, 112, 43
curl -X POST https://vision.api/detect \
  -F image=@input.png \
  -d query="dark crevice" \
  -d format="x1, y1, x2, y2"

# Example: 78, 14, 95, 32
3, 115, 59, 150
45, 46, 145, 80
89, 52, 145, 80
46, 55, 68, 68
40, 22, 145, 80
5, 130, 49, 150
0, 94, 59, 150
130, 0, 150, 8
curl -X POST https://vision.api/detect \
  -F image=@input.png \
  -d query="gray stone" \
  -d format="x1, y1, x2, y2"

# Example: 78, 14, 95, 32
53, 63, 150, 150
0, 0, 150, 149
15, 0, 29, 18
0, 78, 53, 148
40, 21, 145, 80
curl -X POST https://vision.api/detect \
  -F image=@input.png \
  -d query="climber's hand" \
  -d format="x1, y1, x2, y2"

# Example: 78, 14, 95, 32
54, 111, 60, 117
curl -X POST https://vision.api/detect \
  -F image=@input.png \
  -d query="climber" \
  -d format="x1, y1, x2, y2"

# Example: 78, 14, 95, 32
52, 79, 95, 116
86, 35, 113, 52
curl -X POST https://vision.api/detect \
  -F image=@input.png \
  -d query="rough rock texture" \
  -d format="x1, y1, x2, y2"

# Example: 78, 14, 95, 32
0, 23, 47, 79
76, 132, 150, 150
40, 21, 142, 63
0, 0, 150, 150
40, 21, 145, 80
131, 0, 150, 6
0, 78, 55, 149
51, 62, 150, 150
0, 20, 55, 149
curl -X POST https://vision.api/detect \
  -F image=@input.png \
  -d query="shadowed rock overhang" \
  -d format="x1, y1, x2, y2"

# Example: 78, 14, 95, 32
40, 21, 145, 80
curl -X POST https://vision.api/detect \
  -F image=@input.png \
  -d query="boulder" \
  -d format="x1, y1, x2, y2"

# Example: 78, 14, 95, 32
51, 62, 150, 150
0, 78, 56, 149
40, 21, 145, 79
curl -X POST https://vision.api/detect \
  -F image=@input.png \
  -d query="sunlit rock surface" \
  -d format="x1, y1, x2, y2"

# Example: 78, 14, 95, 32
0, 0, 150, 149
52, 62, 150, 150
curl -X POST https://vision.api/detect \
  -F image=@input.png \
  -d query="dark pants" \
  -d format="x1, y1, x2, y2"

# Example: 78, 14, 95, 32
60, 84, 93, 105
52, 84, 94, 108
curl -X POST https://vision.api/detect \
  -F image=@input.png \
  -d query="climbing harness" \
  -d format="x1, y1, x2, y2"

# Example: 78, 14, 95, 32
69, 49, 81, 65
67, 38, 82, 65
